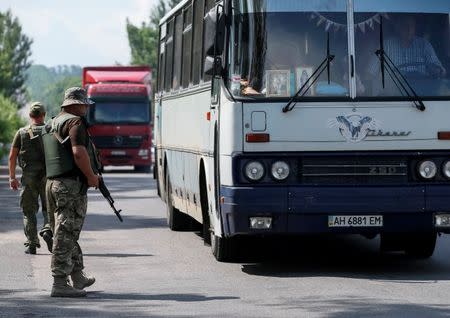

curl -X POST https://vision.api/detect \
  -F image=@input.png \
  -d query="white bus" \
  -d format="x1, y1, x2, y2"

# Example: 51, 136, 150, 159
155, 0, 450, 261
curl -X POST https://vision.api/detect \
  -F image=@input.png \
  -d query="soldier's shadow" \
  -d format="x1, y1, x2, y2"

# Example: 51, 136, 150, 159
87, 291, 239, 302
83, 253, 154, 258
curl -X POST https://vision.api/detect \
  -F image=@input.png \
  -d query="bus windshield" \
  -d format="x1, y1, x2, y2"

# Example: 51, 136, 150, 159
228, 0, 450, 100
89, 100, 150, 124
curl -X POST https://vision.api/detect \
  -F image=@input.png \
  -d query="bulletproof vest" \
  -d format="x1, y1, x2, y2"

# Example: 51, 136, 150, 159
18, 124, 46, 175
42, 112, 100, 178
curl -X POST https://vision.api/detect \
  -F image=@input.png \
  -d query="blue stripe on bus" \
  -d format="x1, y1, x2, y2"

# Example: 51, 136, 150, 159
219, 185, 450, 236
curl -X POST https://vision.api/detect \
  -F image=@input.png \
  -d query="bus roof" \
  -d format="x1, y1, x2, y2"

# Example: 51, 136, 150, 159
160, 0, 191, 26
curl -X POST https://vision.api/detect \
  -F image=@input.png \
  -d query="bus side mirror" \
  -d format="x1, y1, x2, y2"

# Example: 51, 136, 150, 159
204, 56, 223, 76
203, 5, 225, 57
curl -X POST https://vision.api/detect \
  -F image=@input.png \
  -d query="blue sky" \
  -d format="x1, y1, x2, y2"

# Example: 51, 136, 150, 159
0, 0, 159, 67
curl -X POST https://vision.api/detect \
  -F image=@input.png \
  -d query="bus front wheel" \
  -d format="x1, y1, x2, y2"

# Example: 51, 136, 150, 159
404, 232, 437, 259
211, 232, 236, 262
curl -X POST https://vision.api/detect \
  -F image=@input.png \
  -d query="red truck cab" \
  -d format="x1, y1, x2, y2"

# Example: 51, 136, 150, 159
83, 66, 152, 172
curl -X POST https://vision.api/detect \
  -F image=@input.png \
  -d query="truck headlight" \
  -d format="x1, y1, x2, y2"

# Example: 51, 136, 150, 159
418, 160, 437, 179
138, 149, 149, 156
271, 161, 290, 180
244, 161, 265, 182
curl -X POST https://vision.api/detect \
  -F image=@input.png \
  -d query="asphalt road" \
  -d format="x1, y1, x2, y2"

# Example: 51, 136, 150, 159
1, 167, 450, 317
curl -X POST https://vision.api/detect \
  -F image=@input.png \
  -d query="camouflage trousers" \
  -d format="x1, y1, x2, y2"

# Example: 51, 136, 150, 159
20, 173, 51, 247
46, 178, 87, 278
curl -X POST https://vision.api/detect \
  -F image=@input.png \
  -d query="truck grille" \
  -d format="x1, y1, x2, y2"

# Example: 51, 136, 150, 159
301, 156, 408, 184
91, 136, 143, 149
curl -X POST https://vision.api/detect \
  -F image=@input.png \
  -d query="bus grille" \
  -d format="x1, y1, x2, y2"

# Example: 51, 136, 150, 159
91, 136, 143, 149
301, 156, 408, 184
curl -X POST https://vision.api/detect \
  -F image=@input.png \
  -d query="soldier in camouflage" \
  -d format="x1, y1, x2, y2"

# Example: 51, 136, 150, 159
8, 102, 53, 255
43, 87, 99, 298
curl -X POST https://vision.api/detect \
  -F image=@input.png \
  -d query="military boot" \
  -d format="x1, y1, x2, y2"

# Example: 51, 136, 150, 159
71, 271, 95, 290
51, 276, 87, 298
40, 231, 53, 253
24, 245, 36, 255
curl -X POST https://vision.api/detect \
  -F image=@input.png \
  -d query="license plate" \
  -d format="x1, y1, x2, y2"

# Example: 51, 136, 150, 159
328, 215, 383, 227
111, 150, 126, 156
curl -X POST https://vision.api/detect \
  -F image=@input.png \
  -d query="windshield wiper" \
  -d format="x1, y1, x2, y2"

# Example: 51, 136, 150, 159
282, 32, 335, 113
375, 16, 425, 112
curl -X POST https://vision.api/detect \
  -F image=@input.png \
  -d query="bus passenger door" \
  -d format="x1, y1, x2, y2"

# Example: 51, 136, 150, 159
155, 94, 164, 198
208, 77, 221, 227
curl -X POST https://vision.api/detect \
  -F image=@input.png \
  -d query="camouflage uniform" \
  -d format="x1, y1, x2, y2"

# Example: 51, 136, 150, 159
43, 87, 97, 285
12, 104, 52, 249
46, 178, 87, 276
20, 172, 49, 247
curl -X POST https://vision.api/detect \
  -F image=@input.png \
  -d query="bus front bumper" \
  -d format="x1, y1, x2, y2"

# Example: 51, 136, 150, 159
220, 185, 450, 236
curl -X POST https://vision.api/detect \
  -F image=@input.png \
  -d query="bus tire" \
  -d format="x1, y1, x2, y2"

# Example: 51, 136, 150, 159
404, 232, 437, 259
380, 233, 405, 252
165, 174, 189, 231
199, 165, 211, 244
211, 232, 236, 262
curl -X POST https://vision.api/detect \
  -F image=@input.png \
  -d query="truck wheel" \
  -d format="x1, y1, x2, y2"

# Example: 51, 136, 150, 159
211, 231, 236, 262
165, 174, 190, 231
404, 233, 437, 259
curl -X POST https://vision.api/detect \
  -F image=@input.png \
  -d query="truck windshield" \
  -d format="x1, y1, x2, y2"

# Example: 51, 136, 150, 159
229, 0, 349, 99
354, 0, 450, 99
89, 100, 150, 124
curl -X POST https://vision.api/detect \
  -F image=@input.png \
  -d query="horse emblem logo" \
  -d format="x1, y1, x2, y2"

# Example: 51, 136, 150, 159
328, 113, 380, 143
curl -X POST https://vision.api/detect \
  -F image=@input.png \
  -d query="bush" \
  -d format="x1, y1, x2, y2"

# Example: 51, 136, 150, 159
0, 94, 24, 158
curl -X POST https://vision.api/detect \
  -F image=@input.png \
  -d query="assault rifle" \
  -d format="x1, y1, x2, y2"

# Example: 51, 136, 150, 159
98, 176, 123, 222
81, 116, 124, 223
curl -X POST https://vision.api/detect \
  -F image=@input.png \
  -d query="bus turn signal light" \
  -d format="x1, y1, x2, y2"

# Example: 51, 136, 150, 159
246, 133, 270, 143
438, 131, 450, 140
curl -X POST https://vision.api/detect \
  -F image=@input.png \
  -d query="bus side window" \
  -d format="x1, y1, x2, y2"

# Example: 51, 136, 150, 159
192, 0, 205, 85
165, 19, 175, 92
182, 5, 193, 89
158, 25, 166, 94
173, 14, 183, 90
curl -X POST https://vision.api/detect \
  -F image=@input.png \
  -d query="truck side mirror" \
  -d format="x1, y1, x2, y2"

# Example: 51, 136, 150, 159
203, 5, 225, 57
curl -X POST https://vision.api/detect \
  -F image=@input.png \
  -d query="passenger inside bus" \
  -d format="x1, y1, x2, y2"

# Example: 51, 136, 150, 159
363, 14, 449, 97
368, 15, 445, 79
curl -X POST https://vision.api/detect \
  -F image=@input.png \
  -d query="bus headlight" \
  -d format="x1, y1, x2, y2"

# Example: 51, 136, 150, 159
443, 161, 450, 179
418, 160, 437, 179
244, 161, 265, 182
271, 161, 290, 180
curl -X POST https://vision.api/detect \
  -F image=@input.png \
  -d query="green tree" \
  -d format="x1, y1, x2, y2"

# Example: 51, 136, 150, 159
25, 64, 82, 111
126, 21, 158, 67
0, 10, 33, 104
43, 76, 82, 117
126, 0, 181, 69
0, 94, 23, 157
